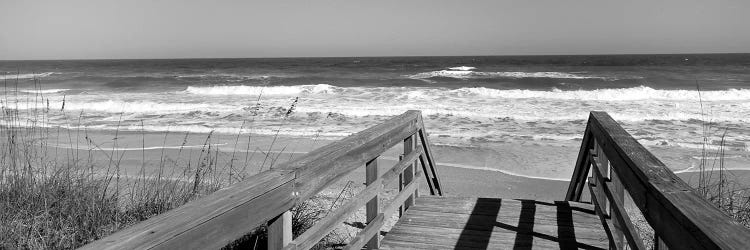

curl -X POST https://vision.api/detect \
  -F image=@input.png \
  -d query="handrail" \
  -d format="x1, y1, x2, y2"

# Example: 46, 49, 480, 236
566, 111, 750, 250
80, 110, 443, 250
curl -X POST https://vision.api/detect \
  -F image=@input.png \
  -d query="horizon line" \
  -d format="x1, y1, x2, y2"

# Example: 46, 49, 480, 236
2, 52, 749, 62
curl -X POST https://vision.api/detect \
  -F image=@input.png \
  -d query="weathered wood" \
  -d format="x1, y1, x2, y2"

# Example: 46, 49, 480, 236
566, 122, 593, 201
81, 110, 445, 250
417, 124, 443, 196
398, 154, 404, 217
609, 168, 628, 249
400, 206, 607, 232
382, 239, 461, 250
347, 171, 421, 250
572, 111, 750, 249
591, 147, 609, 233
384, 224, 607, 250
80, 170, 296, 250
655, 234, 668, 250
284, 153, 424, 250
268, 211, 292, 249
382, 147, 423, 187
279, 110, 423, 201
345, 213, 385, 250
383, 171, 422, 217
285, 171, 383, 250
409, 197, 596, 215
590, 154, 646, 250
417, 154, 435, 195
594, 143, 609, 215
402, 135, 415, 215
381, 197, 608, 250
588, 178, 624, 250
365, 157, 379, 249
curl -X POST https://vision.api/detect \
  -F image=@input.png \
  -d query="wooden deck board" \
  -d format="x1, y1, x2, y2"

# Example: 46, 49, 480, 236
381, 197, 608, 249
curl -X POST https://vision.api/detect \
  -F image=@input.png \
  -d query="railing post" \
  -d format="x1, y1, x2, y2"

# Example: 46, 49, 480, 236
268, 210, 292, 250
595, 139, 620, 249
365, 157, 380, 249
596, 139, 609, 214
654, 233, 668, 250
610, 167, 625, 249
593, 140, 604, 213
401, 134, 416, 216
566, 122, 593, 202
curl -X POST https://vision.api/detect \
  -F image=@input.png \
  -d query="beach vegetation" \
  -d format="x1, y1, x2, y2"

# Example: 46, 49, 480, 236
0, 75, 345, 249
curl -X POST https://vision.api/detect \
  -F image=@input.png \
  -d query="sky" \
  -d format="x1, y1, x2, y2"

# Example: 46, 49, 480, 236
1, 0, 749, 60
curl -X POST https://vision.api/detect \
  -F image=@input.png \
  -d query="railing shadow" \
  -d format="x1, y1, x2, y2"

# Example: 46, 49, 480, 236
455, 198, 502, 249
455, 199, 603, 250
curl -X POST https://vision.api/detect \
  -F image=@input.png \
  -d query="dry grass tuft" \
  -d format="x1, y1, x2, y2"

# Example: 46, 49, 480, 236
0, 75, 339, 249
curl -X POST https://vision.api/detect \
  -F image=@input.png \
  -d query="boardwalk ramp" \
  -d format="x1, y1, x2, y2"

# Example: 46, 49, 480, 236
82, 111, 750, 250
381, 197, 608, 249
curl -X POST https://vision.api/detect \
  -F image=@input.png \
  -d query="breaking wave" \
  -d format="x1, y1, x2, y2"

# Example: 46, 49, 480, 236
0, 72, 56, 80
185, 84, 337, 96
59, 100, 238, 113
448, 66, 477, 71
450, 86, 750, 101
19, 89, 69, 94
407, 69, 605, 80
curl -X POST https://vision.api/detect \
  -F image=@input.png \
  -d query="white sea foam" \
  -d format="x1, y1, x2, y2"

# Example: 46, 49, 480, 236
407, 70, 604, 80
61, 100, 238, 113
451, 86, 750, 101
3, 83, 749, 151
19, 89, 69, 94
48, 143, 228, 151
448, 66, 476, 71
382, 156, 570, 182
0, 72, 56, 80
123, 125, 352, 139
185, 84, 337, 96
175, 73, 275, 79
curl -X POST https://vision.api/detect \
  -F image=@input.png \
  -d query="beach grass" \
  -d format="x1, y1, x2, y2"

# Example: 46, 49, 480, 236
0, 105, 223, 248
692, 86, 750, 227
625, 86, 750, 249
0, 76, 345, 249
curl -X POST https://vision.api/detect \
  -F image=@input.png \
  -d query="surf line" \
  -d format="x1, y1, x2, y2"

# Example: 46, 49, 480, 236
378, 156, 569, 182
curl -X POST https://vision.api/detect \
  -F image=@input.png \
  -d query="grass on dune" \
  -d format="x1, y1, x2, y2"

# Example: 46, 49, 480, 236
0, 78, 225, 249
692, 86, 750, 227
0, 75, 345, 249
625, 86, 750, 249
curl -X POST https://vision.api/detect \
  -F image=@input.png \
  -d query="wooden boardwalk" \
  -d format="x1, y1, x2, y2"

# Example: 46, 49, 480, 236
381, 197, 608, 249
82, 111, 750, 250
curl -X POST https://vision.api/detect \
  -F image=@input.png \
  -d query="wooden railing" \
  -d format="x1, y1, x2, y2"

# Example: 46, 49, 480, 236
81, 110, 443, 250
566, 111, 750, 250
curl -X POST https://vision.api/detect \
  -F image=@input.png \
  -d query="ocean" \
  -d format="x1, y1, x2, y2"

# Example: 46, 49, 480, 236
2, 54, 750, 179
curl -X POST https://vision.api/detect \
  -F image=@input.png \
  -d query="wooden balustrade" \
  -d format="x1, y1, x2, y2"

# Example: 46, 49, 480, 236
567, 111, 750, 250
80, 110, 443, 250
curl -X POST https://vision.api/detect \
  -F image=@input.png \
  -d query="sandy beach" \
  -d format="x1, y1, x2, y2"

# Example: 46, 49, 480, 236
35, 127, 750, 203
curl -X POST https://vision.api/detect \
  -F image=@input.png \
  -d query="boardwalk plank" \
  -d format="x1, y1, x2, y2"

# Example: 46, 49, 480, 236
381, 197, 608, 250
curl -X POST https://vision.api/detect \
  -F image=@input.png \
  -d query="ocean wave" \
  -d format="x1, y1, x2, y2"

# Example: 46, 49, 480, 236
410, 159, 570, 181
48, 143, 228, 151
407, 70, 604, 80
19, 89, 69, 94
60, 100, 238, 113
451, 86, 750, 101
0, 72, 56, 80
185, 84, 337, 96
118, 125, 352, 138
448, 66, 476, 71
175, 73, 276, 79
296, 106, 750, 124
